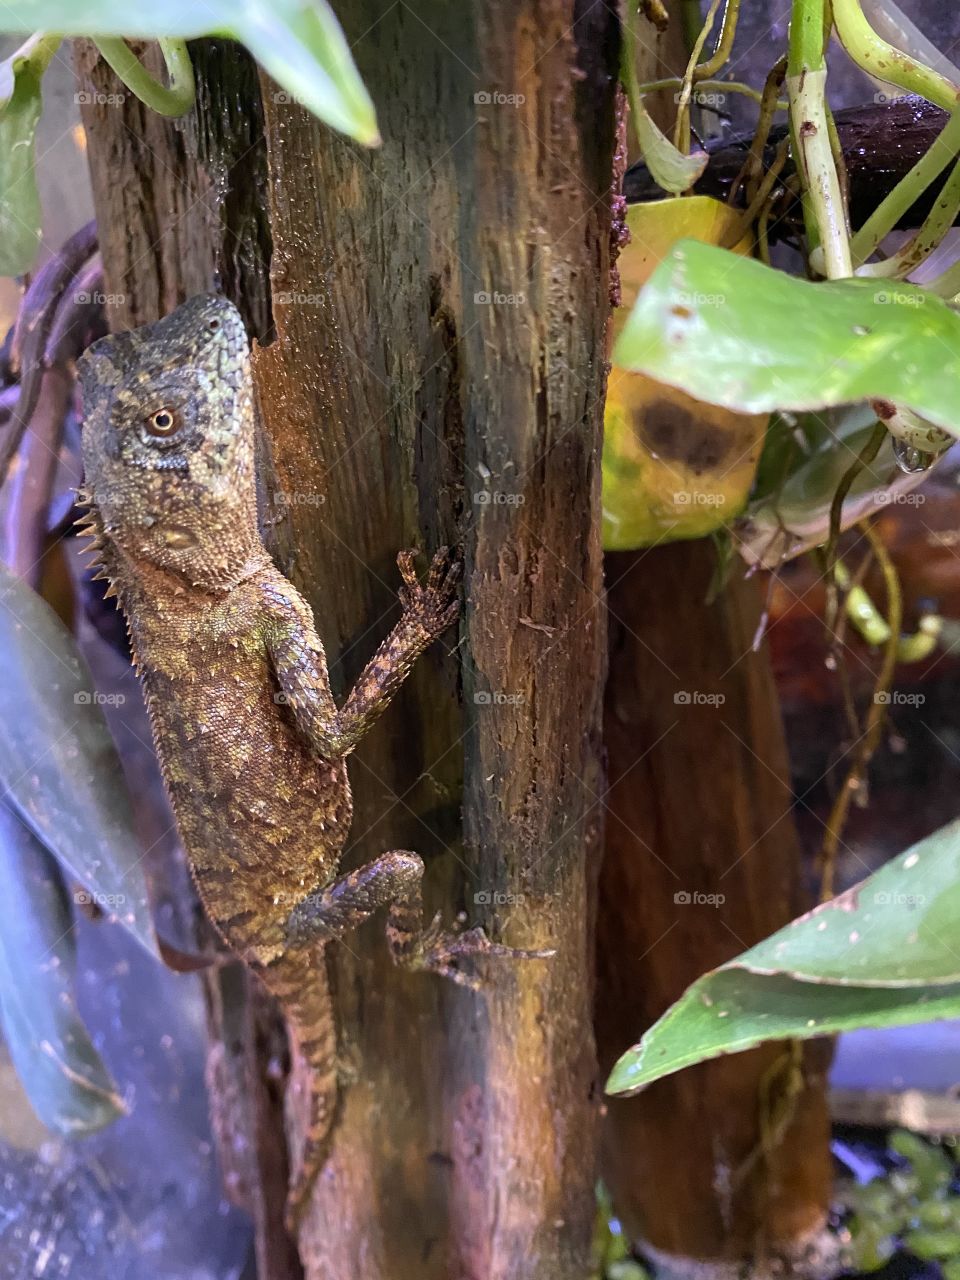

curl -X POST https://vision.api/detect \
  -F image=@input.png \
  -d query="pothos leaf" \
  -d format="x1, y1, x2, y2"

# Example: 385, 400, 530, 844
608, 819, 960, 1095
0, 1, 379, 145
613, 240, 960, 439
629, 99, 708, 196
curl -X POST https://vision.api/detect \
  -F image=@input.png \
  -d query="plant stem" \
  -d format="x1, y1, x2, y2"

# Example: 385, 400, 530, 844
835, 558, 891, 646
637, 76, 787, 109
5, 32, 63, 80
674, 0, 722, 152
819, 519, 901, 901
833, 0, 960, 112
728, 56, 788, 207
823, 420, 886, 634
724, 136, 790, 247
857, 152, 960, 278
93, 37, 195, 117
694, 0, 740, 81
924, 251, 960, 298
848, 108, 960, 267
788, 0, 852, 277
790, 70, 852, 276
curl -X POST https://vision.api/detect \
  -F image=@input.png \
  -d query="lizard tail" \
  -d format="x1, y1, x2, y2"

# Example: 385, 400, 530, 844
264, 944, 338, 1232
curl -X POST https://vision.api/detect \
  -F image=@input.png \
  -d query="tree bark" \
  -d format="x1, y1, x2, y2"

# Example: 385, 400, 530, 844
595, 544, 834, 1273
253, 4, 615, 1276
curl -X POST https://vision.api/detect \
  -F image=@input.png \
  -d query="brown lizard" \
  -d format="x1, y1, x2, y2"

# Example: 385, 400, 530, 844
76, 293, 523, 1228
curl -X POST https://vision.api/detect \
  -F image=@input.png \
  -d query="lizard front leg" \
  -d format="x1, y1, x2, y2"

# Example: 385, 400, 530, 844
284, 851, 539, 990
264, 546, 460, 761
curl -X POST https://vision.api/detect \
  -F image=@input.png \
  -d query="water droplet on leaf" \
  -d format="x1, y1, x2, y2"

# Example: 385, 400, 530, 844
893, 437, 935, 474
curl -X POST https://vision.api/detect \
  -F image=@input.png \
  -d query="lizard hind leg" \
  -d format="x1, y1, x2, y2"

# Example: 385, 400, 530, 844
285, 850, 552, 991
261, 945, 339, 1233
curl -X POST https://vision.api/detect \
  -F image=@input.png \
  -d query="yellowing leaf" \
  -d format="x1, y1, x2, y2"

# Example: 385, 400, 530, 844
603, 199, 767, 550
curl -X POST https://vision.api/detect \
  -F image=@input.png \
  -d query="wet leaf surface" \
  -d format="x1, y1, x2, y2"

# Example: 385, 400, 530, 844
608, 820, 960, 1095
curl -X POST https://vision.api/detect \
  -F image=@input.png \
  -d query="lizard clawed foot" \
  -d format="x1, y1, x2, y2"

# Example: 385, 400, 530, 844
397, 546, 462, 638
410, 913, 554, 991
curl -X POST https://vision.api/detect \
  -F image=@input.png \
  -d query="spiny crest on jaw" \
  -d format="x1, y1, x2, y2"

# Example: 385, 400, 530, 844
73, 485, 121, 601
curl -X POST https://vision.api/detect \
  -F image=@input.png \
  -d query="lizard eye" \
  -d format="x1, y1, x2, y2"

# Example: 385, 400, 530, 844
146, 407, 179, 437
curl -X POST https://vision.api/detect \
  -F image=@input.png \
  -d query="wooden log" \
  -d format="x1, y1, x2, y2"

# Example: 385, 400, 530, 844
595, 543, 834, 1270
251, 2, 616, 1275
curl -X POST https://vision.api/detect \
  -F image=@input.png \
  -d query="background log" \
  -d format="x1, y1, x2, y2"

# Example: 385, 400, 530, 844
594, 544, 834, 1269
625, 97, 952, 239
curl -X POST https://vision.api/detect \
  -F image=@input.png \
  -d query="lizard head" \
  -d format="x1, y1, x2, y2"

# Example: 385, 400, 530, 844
78, 293, 262, 591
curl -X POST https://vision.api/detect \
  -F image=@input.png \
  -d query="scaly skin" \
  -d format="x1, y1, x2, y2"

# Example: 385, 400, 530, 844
77, 294, 513, 1230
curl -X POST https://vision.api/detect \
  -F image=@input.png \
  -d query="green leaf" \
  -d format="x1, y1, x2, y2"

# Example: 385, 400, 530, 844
628, 99, 707, 196
0, 2, 379, 145
607, 969, 960, 1096
0, 564, 158, 959
607, 819, 960, 1095
613, 240, 960, 438
0, 41, 45, 276
0, 808, 125, 1134
736, 404, 934, 569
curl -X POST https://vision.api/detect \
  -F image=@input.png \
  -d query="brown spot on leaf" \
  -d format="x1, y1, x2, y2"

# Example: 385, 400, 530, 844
633, 397, 737, 475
